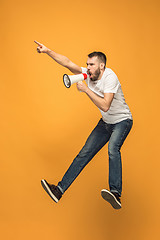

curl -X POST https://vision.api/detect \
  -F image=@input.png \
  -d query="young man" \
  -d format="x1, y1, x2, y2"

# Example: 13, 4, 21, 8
34, 40, 133, 209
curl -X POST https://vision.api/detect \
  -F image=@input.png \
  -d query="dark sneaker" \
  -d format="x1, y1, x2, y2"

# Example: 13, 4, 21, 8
41, 179, 62, 203
101, 189, 121, 209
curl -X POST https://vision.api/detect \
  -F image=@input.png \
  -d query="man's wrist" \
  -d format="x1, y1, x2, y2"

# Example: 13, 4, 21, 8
46, 48, 52, 55
85, 86, 90, 94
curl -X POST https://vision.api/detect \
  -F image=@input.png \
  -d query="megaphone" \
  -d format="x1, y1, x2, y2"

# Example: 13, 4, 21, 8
63, 73, 87, 88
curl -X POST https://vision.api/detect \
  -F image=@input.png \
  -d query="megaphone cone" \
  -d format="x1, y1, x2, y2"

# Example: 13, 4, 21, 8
63, 73, 87, 88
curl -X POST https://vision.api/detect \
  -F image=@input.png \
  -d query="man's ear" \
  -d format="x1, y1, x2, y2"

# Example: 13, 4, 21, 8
100, 63, 105, 70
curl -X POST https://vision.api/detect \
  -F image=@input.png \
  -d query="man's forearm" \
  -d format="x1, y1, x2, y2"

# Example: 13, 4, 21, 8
47, 49, 82, 74
85, 88, 110, 112
46, 49, 81, 74
46, 49, 71, 68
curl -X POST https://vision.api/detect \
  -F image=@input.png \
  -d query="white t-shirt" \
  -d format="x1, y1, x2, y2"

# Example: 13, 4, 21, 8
81, 67, 132, 124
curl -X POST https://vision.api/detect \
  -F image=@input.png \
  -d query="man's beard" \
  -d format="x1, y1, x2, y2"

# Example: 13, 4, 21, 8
90, 68, 101, 81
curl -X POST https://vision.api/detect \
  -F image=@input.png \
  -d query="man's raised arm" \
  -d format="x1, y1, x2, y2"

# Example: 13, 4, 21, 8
34, 40, 82, 74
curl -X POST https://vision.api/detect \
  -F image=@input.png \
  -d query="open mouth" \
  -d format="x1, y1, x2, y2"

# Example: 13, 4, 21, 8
88, 71, 92, 78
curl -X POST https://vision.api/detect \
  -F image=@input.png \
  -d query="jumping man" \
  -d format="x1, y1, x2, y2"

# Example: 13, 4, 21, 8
34, 40, 133, 209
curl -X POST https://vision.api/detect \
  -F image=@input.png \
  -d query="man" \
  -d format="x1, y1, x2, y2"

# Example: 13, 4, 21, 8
34, 40, 133, 209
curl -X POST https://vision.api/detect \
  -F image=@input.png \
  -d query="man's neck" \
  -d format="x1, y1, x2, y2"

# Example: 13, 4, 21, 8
98, 68, 105, 80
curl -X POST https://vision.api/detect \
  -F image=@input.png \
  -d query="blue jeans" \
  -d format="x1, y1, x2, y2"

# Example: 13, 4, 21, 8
58, 118, 133, 196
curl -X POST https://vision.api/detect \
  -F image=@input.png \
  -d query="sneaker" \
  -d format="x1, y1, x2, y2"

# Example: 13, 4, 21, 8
101, 189, 121, 209
41, 179, 62, 203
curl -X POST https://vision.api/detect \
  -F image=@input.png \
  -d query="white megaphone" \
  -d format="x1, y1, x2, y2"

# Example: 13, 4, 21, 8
63, 73, 87, 88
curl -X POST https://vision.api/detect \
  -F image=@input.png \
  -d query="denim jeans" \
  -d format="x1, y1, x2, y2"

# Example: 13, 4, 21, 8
58, 118, 133, 196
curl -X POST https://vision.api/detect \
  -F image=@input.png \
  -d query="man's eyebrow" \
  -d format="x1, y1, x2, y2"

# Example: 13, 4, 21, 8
86, 63, 95, 65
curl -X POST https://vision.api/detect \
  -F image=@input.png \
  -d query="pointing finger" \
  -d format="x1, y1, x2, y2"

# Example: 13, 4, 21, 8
34, 40, 42, 46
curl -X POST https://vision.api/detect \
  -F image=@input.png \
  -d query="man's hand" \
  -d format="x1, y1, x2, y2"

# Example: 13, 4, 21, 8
34, 40, 49, 54
76, 81, 88, 92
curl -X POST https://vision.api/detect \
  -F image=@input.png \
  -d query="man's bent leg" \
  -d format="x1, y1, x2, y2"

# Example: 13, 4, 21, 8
108, 119, 133, 197
58, 119, 111, 194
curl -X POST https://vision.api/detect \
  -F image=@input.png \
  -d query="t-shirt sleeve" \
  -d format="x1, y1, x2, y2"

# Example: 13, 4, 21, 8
81, 67, 87, 74
103, 73, 120, 93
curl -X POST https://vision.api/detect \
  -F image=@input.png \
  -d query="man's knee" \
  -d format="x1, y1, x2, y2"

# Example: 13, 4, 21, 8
108, 142, 120, 156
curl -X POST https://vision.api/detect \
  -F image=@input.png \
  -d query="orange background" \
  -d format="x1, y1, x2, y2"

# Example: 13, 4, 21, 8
0, 0, 160, 239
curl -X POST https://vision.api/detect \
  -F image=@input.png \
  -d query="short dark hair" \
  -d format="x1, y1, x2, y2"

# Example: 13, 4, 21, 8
88, 51, 107, 66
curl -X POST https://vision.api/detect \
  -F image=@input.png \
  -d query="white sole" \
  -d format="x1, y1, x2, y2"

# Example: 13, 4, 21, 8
101, 189, 121, 209
41, 179, 58, 203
